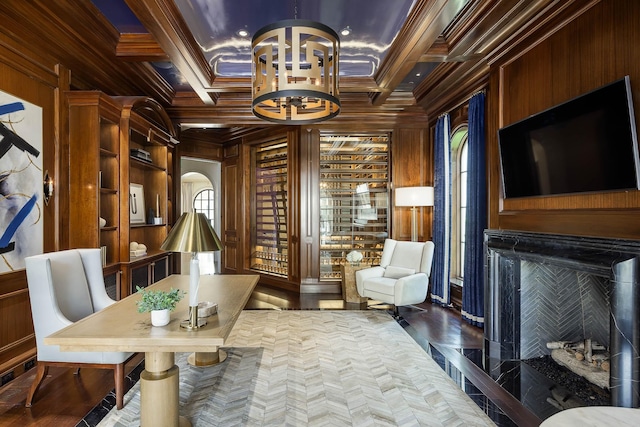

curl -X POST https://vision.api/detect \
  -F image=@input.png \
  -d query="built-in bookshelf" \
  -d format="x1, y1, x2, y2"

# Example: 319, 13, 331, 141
319, 134, 390, 280
67, 92, 177, 299
68, 92, 122, 269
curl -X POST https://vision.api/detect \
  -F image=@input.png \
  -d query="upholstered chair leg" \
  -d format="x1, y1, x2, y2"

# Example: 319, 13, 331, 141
114, 362, 125, 410
25, 363, 48, 407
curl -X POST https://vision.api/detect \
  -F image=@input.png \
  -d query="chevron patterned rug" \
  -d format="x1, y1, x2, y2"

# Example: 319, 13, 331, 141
97, 310, 495, 426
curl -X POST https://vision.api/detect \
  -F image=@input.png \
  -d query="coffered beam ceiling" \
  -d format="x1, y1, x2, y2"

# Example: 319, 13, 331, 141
0, 0, 596, 127
369, 0, 469, 106
122, 0, 472, 108
123, 0, 216, 104
120, 0, 579, 117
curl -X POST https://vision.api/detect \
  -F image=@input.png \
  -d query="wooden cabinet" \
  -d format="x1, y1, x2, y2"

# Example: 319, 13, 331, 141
67, 92, 177, 299
129, 253, 169, 290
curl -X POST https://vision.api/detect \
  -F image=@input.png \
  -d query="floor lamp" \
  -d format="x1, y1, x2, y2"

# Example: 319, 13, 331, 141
395, 186, 434, 242
160, 212, 222, 330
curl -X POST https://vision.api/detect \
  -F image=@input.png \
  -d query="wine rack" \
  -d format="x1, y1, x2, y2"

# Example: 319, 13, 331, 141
319, 134, 390, 280
250, 138, 288, 277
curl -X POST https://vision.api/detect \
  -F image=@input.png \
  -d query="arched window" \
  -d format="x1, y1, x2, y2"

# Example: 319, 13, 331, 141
450, 125, 468, 284
193, 188, 215, 227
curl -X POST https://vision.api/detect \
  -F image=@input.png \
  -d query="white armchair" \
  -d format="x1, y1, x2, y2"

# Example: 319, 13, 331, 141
356, 239, 435, 308
24, 248, 134, 409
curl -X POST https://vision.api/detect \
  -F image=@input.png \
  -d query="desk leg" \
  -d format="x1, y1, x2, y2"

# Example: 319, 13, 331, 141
187, 348, 227, 367
141, 352, 190, 427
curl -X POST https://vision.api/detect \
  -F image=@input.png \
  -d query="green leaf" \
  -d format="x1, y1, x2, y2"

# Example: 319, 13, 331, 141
135, 286, 186, 313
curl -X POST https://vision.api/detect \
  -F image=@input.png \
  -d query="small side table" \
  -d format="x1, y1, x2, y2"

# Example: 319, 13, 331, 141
340, 264, 370, 303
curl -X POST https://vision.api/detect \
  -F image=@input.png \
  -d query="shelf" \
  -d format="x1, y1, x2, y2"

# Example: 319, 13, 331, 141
130, 157, 166, 172
130, 223, 167, 229
100, 147, 118, 157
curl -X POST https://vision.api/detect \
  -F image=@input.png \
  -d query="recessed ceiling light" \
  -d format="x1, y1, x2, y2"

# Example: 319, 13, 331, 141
237, 28, 249, 37
340, 26, 352, 36
416, 73, 421, 77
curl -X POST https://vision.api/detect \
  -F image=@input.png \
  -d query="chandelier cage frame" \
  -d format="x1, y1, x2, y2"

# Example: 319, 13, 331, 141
251, 19, 340, 124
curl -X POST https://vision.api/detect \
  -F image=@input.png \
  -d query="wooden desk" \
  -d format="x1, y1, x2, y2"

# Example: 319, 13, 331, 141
45, 274, 259, 427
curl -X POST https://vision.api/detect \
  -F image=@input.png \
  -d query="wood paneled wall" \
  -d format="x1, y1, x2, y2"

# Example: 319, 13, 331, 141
487, 0, 640, 239
222, 144, 240, 272
0, 36, 66, 380
391, 127, 433, 242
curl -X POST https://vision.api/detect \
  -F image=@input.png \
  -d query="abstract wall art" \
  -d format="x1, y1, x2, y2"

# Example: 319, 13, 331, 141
0, 90, 43, 273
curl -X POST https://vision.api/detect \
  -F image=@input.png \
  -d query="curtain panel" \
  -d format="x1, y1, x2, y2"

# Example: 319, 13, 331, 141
431, 114, 451, 306
462, 92, 487, 326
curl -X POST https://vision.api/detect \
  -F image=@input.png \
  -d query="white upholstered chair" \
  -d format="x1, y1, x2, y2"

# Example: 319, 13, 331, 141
24, 248, 133, 409
356, 239, 435, 310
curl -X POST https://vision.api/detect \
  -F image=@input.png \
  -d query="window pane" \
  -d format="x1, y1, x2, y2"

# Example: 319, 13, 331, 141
460, 206, 467, 243
460, 171, 468, 208
461, 141, 468, 172
451, 126, 469, 285
460, 242, 465, 279
319, 134, 389, 280
193, 188, 214, 228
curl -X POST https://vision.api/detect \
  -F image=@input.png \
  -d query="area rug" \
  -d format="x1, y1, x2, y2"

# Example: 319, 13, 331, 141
97, 310, 495, 426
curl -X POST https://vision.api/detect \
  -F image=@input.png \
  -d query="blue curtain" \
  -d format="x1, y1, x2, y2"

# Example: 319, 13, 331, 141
431, 114, 451, 306
462, 92, 487, 327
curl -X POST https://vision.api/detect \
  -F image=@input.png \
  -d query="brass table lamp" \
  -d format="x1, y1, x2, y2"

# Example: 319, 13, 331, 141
160, 212, 222, 330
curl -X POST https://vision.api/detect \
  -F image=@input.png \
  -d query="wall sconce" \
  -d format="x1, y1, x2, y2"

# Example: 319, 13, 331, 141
43, 170, 53, 206
395, 186, 434, 242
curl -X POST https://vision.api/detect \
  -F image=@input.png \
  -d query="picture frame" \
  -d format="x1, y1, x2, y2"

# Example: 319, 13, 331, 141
129, 183, 146, 224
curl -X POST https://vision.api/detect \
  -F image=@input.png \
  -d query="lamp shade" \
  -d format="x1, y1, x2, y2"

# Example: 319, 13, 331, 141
160, 212, 222, 253
395, 186, 434, 207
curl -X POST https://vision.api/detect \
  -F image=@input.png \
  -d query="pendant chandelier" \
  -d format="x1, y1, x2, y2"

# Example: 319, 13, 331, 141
251, 16, 340, 124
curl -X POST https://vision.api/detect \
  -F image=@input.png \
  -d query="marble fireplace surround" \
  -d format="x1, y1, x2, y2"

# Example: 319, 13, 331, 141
484, 229, 640, 408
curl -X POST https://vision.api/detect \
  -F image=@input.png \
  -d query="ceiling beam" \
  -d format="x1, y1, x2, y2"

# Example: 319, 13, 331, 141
168, 92, 427, 128
124, 0, 216, 105
116, 33, 169, 62
370, 0, 469, 106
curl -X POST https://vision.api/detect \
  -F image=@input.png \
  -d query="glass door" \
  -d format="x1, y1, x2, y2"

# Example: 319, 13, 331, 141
319, 134, 390, 280
250, 138, 288, 277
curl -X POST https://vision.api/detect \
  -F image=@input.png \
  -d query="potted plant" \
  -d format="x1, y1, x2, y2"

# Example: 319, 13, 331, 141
135, 286, 185, 326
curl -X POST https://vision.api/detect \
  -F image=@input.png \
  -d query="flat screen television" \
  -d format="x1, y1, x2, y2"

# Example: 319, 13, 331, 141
498, 76, 640, 198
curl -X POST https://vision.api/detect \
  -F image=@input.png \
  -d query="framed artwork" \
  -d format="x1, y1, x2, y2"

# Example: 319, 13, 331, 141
130, 184, 146, 224
0, 90, 43, 273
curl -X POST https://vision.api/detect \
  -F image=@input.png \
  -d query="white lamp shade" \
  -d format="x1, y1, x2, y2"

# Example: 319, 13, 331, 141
395, 186, 434, 207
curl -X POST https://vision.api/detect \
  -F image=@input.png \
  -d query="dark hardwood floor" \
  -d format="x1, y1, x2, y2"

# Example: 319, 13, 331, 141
0, 284, 538, 427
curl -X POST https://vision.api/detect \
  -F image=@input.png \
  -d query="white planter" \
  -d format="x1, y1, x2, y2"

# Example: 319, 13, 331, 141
151, 309, 170, 326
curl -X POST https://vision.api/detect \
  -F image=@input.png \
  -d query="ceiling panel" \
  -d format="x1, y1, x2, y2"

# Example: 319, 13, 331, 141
174, 0, 416, 78
91, 0, 147, 33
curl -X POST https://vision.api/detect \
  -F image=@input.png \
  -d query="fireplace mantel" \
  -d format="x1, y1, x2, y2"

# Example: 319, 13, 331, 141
484, 229, 640, 408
